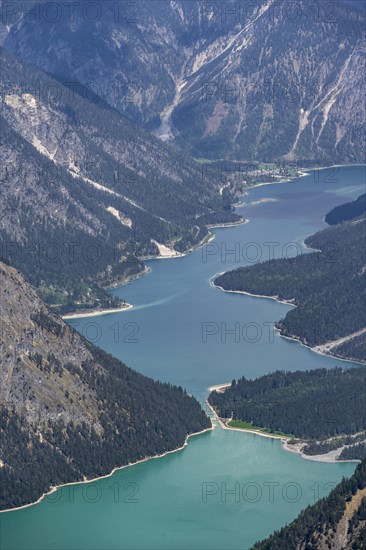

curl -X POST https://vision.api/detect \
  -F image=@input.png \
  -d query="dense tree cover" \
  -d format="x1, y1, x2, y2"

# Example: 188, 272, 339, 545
252, 458, 366, 549
302, 431, 366, 457
3, 255, 210, 514
209, 368, 366, 440
0, 321, 210, 510
0, 47, 238, 313
332, 332, 366, 364
215, 207, 366, 361
325, 193, 366, 225
1, 47, 236, 230
339, 443, 366, 461
0, 114, 142, 313
0, 264, 211, 508
347, 496, 366, 550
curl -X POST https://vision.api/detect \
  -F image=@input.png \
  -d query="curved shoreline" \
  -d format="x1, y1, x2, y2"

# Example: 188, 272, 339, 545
212, 280, 365, 366
277, 330, 366, 366
248, 163, 366, 189
212, 279, 296, 307
60, 163, 363, 318
62, 220, 247, 320
206, 393, 360, 464
282, 439, 361, 464
4, 165, 363, 514
139, 218, 247, 261
0, 426, 213, 514
206, 399, 291, 441
106, 265, 152, 289
206, 218, 248, 229
62, 304, 133, 320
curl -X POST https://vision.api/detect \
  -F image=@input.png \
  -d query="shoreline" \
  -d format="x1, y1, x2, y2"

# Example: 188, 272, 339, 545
100, 219, 246, 294
4, 162, 364, 512
282, 439, 361, 464
57, 229, 221, 319
0, 425, 213, 515
106, 265, 152, 290
59, 218, 246, 321
138, 235, 213, 262
206, 399, 290, 442
212, 281, 365, 367
248, 170, 310, 188
58, 163, 363, 318
61, 266, 152, 319
143, 218, 247, 260
247, 163, 366, 189
206, 218, 247, 229
206, 388, 360, 463
62, 304, 133, 320
208, 383, 231, 393
278, 330, 366, 366
212, 279, 296, 307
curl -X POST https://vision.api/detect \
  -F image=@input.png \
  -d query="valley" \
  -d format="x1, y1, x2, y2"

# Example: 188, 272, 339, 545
0, 2, 365, 548
1, 166, 364, 549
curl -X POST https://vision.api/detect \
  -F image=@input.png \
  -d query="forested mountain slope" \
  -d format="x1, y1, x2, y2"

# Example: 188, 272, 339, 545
0, 261, 211, 510
2, 0, 365, 162
0, 47, 238, 313
252, 457, 366, 549
209, 368, 366, 441
325, 193, 366, 225
214, 196, 366, 362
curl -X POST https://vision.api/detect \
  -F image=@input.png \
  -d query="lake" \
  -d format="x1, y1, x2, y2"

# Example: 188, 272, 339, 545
1, 165, 365, 550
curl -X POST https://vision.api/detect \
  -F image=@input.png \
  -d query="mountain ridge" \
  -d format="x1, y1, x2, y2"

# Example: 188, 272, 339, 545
2, 0, 365, 162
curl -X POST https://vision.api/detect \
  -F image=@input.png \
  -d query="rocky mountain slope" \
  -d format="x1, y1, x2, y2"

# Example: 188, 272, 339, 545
0, 46, 238, 313
0, 261, 211, 510
2, 0, 365, 162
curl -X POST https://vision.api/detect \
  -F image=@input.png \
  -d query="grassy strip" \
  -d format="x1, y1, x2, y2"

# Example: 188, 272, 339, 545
228, 420, 294, 439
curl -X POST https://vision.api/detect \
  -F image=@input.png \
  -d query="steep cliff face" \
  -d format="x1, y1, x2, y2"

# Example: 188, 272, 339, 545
0, 261, 211, 510
3, 0, 364, 162
171, 0, 366, 162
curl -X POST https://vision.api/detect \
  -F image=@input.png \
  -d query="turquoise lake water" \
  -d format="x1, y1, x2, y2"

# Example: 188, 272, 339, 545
1, 165, 365, 549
